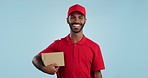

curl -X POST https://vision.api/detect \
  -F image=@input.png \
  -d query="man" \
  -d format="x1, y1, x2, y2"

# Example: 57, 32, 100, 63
32, 4, 105, 78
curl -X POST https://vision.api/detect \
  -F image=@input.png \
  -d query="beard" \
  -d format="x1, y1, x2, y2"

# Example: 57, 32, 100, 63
68, 22, 85, 33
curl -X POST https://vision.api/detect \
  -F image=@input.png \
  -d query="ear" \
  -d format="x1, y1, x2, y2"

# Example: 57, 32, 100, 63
84, 18, 87, 24
66, 17, 69, 24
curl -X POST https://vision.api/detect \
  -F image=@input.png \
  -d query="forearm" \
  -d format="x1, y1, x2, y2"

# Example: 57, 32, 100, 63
32, 55, 58, 75
32, 55, 45, 72
94, 70, 102, 78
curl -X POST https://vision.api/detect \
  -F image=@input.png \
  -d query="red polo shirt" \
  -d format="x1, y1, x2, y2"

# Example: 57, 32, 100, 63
38, 34, 105, 78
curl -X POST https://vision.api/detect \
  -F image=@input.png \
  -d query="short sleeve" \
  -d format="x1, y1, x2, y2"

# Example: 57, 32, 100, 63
38, 40, 60, 56
91, 45, 105, 71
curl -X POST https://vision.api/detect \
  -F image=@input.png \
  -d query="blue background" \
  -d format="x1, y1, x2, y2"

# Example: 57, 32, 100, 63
0, 0, 148, 78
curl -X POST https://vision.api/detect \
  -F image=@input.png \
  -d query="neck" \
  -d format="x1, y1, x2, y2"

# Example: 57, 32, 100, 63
70, 31, 83, 43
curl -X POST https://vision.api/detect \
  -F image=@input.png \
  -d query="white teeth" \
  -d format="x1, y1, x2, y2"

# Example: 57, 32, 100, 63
73, 24, 80, 27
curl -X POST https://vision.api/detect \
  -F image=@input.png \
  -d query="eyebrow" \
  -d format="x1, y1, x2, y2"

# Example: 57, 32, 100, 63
70, 14, 84, 17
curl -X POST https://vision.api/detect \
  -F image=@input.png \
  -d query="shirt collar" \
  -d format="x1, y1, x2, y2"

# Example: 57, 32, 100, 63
66, 34, 87, 45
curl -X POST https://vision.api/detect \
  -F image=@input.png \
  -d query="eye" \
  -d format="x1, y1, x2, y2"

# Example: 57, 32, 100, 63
69, 15, 75, 19
79, 16, 84, 19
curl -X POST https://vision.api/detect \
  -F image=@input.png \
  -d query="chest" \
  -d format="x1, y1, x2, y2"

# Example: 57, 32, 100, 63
58, 44, 94, 67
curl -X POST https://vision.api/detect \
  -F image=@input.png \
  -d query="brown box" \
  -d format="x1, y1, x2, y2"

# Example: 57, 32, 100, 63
41, 52, 65, 66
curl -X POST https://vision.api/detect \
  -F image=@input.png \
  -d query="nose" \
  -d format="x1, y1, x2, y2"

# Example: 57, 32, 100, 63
74, 17, 80, 23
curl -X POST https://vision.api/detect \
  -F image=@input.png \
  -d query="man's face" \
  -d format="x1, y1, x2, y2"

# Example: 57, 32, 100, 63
67, 11, 86, 33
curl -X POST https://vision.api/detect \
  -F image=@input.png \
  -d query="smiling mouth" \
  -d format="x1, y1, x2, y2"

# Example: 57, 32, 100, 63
72, 24, 80, 27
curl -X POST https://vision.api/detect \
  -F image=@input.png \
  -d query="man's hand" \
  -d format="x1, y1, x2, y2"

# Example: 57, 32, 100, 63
32, 55, 59, 75
94, 70, 102, 78
42, 63, 59, 75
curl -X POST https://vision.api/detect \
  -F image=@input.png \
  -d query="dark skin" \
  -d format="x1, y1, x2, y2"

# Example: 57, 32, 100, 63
32, 11, 103, 78
32, 55, 59, 75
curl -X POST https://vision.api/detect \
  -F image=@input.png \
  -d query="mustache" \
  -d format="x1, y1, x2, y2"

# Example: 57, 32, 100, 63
71, 23, 82, 25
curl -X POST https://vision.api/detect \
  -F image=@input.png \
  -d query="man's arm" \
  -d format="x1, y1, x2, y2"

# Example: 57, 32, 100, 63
94, 70, 102, 78
32, 55, 59, 75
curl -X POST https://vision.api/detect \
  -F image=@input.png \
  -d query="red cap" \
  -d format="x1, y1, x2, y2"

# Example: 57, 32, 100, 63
68, 4, 86, 17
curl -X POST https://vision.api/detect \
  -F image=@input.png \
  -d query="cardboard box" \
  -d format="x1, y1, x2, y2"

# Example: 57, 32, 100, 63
41, 52, 65, 66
